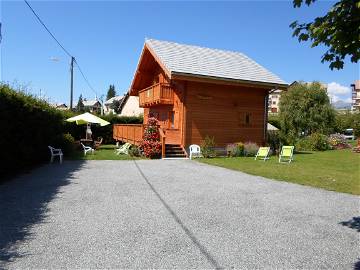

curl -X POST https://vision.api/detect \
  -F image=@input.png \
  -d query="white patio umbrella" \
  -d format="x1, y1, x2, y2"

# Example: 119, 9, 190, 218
66, 112, 110, 126
66, 112, 110, 140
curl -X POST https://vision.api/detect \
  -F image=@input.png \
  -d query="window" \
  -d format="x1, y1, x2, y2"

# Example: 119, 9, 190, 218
245, 113, 251, 125
272, 101, 276, 105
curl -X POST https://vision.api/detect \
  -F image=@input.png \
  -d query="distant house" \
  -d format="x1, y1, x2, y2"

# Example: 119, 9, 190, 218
50, 103, 68, 111
117, 93, 144, 117
113, 39, 287, 158
83, 99, 101, 114
104, 96, 124, 115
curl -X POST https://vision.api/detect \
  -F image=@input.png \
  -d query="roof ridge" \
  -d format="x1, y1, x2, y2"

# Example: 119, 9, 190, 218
146, 38, 248, 58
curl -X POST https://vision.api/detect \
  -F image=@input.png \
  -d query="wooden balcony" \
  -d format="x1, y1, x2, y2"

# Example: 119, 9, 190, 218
138, 83, 174, 107
113, 124, 144, 145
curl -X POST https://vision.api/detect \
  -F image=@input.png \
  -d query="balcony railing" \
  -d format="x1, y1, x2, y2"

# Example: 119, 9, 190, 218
113, 124, 144, 145
113, 124, 166, 158
138, 83, 174, 107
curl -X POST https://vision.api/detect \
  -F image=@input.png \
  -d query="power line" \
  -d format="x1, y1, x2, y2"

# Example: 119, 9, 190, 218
23, 0, 100, 105
74, 59, 99, 97
24, 0, 73, 58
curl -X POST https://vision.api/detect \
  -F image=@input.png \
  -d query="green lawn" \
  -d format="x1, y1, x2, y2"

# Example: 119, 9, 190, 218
198, 149, 360, 195
68, 144, 139, 160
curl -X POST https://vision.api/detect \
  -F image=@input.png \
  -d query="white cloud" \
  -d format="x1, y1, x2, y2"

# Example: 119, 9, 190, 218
327, 82, 351, 95
344, 97, 352, 103
328, 94, 339, 103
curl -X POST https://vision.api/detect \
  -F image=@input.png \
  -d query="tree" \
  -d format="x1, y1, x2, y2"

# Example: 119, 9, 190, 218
111, 99, 122, 114
335, 111, 360, 137
279, 82, 336, 144
76, 94, 84, 112
290, 0, 360, 70
106, 84, 116, 100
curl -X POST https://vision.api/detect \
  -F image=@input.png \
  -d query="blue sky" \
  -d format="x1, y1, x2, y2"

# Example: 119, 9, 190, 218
1, 1, 358, 105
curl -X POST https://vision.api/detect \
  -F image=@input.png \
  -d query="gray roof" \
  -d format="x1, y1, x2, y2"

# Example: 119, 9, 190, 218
267, 123, 279, 131
83, 100, 101, 107
146, 39, 287, 86
105, 95, 124, 105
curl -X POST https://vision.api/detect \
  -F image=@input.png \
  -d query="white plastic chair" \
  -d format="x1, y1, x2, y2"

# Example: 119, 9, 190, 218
115, 143, 131, 155
81, 143, 94, 156
48, 146, 63, 163
189, 144, 201, 160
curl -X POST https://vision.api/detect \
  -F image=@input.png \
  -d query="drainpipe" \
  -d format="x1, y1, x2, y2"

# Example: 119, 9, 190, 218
264, 91, 269, 145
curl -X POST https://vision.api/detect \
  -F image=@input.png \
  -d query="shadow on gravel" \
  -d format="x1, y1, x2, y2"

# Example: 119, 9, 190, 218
133, 160, 222, 270
355, 259, 360, 270
0, 161, 85, 264
339, 217, 360, 232
339, 217, 360, 270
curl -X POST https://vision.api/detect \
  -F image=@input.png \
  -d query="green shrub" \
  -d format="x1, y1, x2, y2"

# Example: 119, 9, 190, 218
309, 132, 331, 151
201, 136, 216, 158
295, 137, 313, 151
295, 133, 331, 151
267, 131, 281, 153
352, 112, 360, 138
128, 145, 142, 157
244, 142, 259, 157
58, 133, 75, 155
226, 142, 244, 157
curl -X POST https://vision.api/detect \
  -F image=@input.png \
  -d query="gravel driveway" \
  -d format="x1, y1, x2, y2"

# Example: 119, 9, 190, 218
0, 160, 359, 269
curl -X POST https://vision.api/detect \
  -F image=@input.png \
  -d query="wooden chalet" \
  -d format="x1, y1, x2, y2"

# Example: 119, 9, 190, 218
113, 39, 287, 158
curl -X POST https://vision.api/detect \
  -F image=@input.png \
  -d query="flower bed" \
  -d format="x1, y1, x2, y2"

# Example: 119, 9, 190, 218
139, 117, 162, 158
328, 133, 351, 150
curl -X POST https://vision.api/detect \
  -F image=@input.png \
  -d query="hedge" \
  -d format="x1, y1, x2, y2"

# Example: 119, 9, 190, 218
0, 84, 67, 180
0, 84, 143, 180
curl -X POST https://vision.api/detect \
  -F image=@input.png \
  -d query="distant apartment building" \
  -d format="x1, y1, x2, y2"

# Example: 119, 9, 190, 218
351, 80, 360, 111
268, 89, 282, 113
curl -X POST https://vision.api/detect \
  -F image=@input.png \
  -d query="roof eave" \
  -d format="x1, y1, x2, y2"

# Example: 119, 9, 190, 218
171, 72, 288, 90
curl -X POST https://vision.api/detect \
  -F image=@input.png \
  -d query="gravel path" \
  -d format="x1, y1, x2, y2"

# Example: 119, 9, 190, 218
0, 160, 359, 269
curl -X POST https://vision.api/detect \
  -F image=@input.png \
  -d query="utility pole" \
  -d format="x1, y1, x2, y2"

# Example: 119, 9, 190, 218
70, 56, 75, 110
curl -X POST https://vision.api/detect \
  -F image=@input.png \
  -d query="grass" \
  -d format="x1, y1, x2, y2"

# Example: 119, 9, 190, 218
68, 144, 140, 160
198, 149, 360, 195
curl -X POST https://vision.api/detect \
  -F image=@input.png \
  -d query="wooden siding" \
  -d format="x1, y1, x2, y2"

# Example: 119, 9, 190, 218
184, 81, 268, 147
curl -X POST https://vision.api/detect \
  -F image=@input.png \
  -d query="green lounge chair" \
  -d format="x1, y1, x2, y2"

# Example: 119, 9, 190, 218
279, 146, 294, 163
115, 142, 131, 155
255, 147, 270, 161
